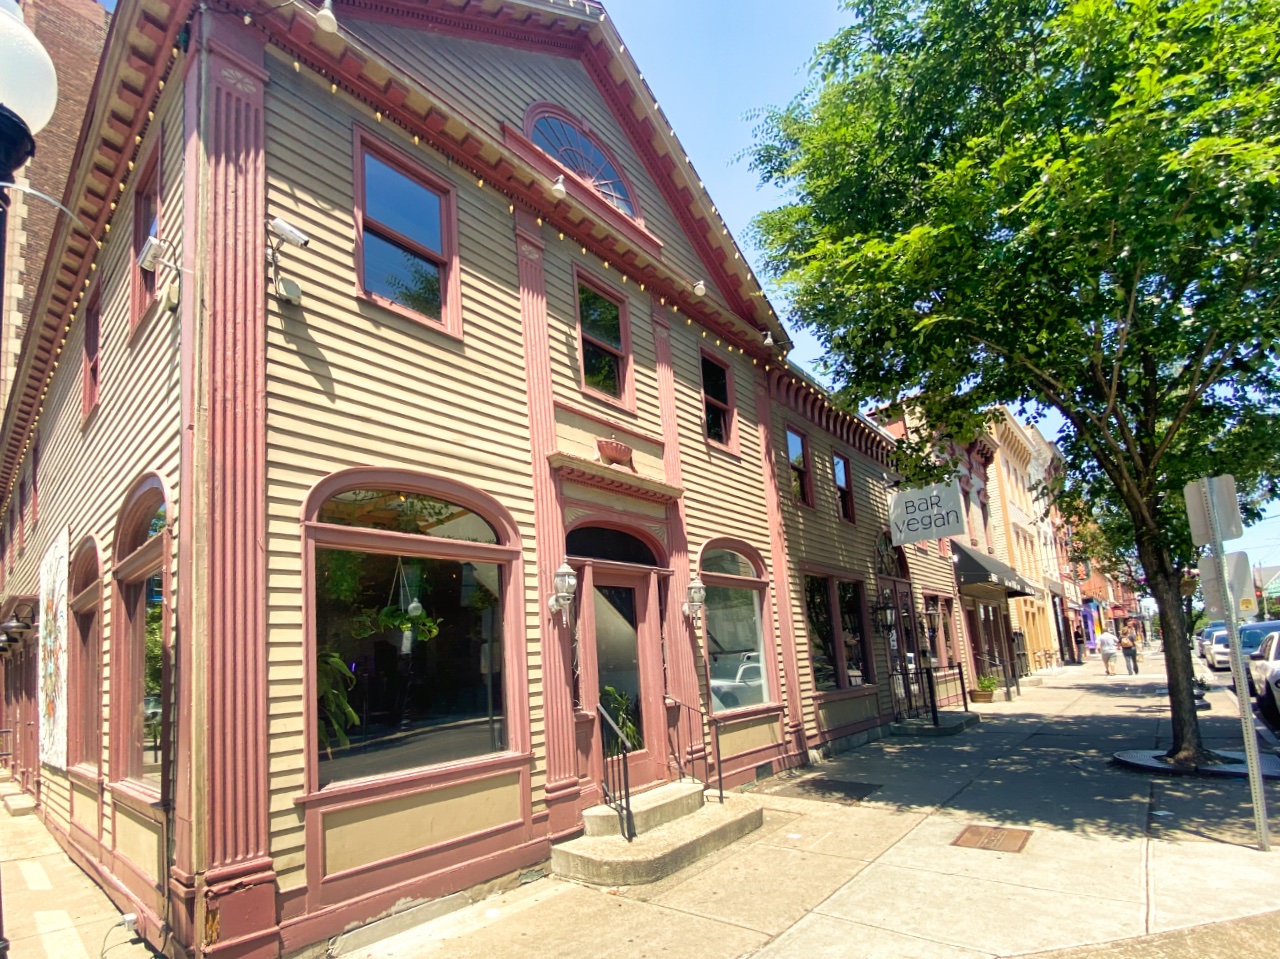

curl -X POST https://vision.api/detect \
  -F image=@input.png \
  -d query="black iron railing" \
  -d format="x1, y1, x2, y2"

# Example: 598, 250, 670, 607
894, 663, 971, 725
665, 697, 725, 803
597, 704, 635, 841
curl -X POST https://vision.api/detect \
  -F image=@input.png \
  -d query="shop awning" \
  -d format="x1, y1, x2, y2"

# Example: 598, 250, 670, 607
950, 540, 1036, 597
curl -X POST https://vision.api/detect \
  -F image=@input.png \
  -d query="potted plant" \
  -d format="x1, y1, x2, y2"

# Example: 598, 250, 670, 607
970, 673, 1001, 704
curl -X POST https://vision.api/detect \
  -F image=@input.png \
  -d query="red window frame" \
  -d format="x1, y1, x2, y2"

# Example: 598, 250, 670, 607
131, 146, 161, 332
786, 427, 813, 507
804, 573, 876, 693
69, 538, 103, 774
353, 128, 462, 339
699, 350, 737, 452
573, 266, 634, 411
16, 479, 26, 553
832, 452, 855, 523
82, 293, 101, 423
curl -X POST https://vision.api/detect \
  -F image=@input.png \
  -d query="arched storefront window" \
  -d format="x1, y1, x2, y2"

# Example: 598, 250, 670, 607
700, 543, 771, 713
305, 478, 520, 789
566, 526, 657, 566
112, 476, 170, 795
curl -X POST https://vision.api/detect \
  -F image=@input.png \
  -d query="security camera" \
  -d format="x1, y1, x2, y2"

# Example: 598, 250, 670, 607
269, 216, 311, 248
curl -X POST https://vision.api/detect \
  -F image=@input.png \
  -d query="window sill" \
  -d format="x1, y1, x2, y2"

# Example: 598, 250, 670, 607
80, 401, 100, 433
108, 779, 164, 815
579, 384, 635, 416
68, 763, 104, 790
813, 685, 878, 704
710, 701, 783, 724
295, 749, 532, 810
130, 295, 161, 343
705, 436, 741, 459
355, 288, 463, 344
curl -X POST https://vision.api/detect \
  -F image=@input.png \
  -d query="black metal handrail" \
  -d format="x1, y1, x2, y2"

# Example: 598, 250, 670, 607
596, 704, 635, 841
665, 697, 724, 804
895, 662, 972, 725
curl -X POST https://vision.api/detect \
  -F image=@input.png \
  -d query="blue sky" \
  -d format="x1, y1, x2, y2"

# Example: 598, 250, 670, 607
90, 0, 1280, 570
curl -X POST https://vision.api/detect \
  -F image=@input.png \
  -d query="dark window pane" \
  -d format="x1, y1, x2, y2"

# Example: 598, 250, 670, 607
141, 573, 164, 789
701, 356, 729, 405
319, 490, 498, 543
706, 586, 765, 711
705, 404, 727, 443
596, 585, 643, 749
804, 576, 839, 691
364, 230, 442, 318
566, 526, 656, 565
579, 285, 622, 349
838, 582, 871, 686
364, 152, 443, 254
703, 548, 755, 578
792, 467, 806, 502
582, 340, 620, 396
315, 550, 505, 787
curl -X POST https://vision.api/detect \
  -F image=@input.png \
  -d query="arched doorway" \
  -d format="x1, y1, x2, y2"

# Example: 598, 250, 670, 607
566, 524, 670, 793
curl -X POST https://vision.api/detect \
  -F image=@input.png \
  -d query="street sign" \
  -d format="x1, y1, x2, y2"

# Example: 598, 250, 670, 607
1185, 475, 1243, 546
1198, 551, 1254, 618
888, 481, 967, 547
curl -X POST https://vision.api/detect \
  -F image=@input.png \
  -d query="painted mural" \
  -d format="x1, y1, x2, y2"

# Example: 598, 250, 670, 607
39, 527, 70, 769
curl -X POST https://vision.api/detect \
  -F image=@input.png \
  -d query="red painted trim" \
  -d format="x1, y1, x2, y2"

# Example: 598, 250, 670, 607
81, 290, 101, 426
68, 536, 103, 774
548, 453, 682, 506
563, 511, 670, 569
832, 451, 856, 524
696, 536, 768, 580
352, 124, 463, 339
698, 347, 739, 455
783, 423, 814, 509
753, 372, 806, 753
572, 264, 635, 412
768, 370, 894, 468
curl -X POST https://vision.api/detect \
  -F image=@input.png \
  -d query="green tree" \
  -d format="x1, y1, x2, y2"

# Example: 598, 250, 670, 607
749, 0, 1280, 764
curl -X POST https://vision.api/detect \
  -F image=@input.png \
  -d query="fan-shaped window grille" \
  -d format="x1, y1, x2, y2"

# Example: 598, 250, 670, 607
532, 115, 636, 217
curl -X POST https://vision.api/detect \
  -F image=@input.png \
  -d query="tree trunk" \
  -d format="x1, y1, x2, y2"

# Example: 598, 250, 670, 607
1134, 531, 1208, 765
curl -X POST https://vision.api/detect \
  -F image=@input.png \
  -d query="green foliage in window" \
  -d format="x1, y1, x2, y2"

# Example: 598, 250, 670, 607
317, 647, 360, 756
145, 600, 163, 698
600, 685, 640, 754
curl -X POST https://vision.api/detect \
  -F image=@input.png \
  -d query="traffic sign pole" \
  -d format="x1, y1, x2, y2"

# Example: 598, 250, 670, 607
1197, 477, 1270, 852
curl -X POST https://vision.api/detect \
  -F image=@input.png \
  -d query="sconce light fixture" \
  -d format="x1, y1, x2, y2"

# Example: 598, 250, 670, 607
550, 174, 567, 200
874, 591, 897, 634
0, 602, 35, 640
315, 0, 339, 33
683, 576, 706, 629
763, 330, 774, 347
692, 279, 706, 297
548, 562, 578, 624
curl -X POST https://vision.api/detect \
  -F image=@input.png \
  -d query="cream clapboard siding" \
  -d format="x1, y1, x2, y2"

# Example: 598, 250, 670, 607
345, 21, 724, 302
0, 82, 184, 852
771, 405, 894, 734
262, 54, 541, 890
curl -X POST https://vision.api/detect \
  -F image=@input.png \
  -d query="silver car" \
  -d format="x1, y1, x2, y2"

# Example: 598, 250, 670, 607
1248, 631, 1280, 701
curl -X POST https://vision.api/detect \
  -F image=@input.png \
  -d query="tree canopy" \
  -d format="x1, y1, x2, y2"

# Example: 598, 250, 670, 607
749, 0, 1280, 763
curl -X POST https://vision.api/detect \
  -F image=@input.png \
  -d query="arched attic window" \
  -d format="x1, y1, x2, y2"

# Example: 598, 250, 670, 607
529, 108, 638, 219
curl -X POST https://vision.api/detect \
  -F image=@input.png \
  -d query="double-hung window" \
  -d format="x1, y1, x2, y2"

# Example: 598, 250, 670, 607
701, 354, 734, 448
576, 278, 630, 406
357, 138, 459, 335
833, 453, 854, 522
804, 575, 874, 692
132, 152, 160, 327
83, 296, 100, 421
787, 428, 812, 506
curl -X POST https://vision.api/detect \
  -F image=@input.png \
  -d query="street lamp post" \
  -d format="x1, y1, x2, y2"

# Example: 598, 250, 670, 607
0, 4, 57, 955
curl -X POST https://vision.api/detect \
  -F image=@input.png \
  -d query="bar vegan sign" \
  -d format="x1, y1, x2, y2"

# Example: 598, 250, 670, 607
888, 482, 967, 547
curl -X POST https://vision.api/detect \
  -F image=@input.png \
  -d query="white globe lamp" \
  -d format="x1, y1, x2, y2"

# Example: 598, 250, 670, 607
0, 0, 58, 179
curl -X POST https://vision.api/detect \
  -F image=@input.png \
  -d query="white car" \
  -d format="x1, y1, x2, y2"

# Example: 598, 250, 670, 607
1197, 621, 1225, 658
1203, 629, 1230, 669
1248, 631, 1280, 700
1206, 622, 1273, 672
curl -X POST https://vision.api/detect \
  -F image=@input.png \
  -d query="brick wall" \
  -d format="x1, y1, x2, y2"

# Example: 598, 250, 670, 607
1, 0, 108, 420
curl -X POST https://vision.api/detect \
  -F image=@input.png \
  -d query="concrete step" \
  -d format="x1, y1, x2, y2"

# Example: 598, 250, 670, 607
582, 780, 704, 837
3, 793, 36, 816
890, 711, 981, 737
552, 793, 762, 886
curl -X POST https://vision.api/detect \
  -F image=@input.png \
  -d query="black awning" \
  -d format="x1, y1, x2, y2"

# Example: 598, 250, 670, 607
950, 540, 1036, 597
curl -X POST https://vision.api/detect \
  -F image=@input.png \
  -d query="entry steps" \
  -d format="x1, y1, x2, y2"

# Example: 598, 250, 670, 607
552, 779, 762, 886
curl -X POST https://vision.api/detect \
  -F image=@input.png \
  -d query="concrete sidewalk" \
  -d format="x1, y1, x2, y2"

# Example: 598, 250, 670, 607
4, 660, 1277, 958
357, 661, 1280, 959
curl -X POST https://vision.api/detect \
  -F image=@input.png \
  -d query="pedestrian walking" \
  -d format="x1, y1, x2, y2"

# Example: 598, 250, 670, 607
1120, 626, 1139, 674
1074, 627, 1086, 664
1097, 629, 1119, 676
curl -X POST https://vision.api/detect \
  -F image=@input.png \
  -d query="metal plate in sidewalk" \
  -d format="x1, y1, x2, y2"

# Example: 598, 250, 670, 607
952, 824, 1033, 853
758, 777, 882, 804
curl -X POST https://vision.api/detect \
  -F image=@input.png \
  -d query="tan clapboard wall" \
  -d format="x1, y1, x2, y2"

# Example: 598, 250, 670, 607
0, 82, 184, 861
261, 53, 541, 890
347, 21, 723, 302
770, 403, 894, 734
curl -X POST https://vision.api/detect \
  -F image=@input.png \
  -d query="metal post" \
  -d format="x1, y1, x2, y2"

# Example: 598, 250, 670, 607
958, 661, 969, 712
927, 667, 940, 727
1201, 479, 1270, 852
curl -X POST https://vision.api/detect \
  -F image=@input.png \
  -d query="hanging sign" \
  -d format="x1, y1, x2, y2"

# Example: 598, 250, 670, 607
888, 481, 967, 547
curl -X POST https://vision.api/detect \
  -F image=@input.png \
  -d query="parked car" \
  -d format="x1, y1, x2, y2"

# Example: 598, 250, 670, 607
1206, 621, 1276, 671
1197, 621, 1225, 658
1247, 631, 1280, 700
709, 661, 764, 710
